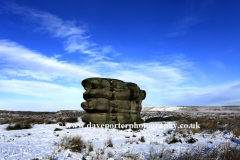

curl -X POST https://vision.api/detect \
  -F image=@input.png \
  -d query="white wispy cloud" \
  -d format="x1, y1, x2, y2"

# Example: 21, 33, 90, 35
0, 40, 100, 81
0, 79, 83, 100
168, 15, 201, 37
160, 82, 240, 106
0, 79, 83, 110
167, 0, 212, 37
7, 3, 117, 61
10, 4, 85, 38
177, 16, 201, 29
64, 35, 113, 61
0, 39, 194, 108
1, 39, 240, 108
0, 100, 80, 111
0, 39, 190, 86
2, 3, 240, 110
0, 69, 56, 81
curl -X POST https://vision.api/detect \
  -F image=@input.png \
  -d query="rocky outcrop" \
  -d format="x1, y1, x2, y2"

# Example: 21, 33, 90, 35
81, 78, 146, 124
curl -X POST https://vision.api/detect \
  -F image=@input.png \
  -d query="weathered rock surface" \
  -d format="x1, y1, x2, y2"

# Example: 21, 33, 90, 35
81, 78, 146, 124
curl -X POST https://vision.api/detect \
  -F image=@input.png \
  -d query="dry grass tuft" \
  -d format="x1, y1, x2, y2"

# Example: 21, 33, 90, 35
88, 141, 94, 152
166, 135, 182, 144
149, 142, 240, 160
54, 135, 86, 153
235, 114, 240, 121
233, 128, 240, 138
107, 151, 114, 158
106, 137, 113, 147
191, 128, 199, 135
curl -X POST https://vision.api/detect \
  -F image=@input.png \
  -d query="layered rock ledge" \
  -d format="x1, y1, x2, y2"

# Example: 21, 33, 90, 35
81, 77, 146, 124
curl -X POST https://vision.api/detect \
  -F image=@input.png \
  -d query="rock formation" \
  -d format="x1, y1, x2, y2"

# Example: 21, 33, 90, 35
81, 77, 146, 124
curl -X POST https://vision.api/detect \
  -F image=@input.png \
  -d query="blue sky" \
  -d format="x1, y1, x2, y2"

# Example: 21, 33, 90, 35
0, 0, 240, 111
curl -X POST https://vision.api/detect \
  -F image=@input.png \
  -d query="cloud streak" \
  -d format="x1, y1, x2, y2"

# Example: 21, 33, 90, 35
0, 39, 195, 108
168, 15, 201, 37
0, 79, 83, 100
158, 82, 240, 106
7, 3, 116, 61
0, 99, 80, 111
1, 3, 240, 110
0, 40, 100, 81
167, 0, 213, 37
1, 39, 240, 109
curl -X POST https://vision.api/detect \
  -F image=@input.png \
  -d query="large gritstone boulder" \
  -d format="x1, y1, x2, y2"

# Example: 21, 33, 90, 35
81, 78, 146, 124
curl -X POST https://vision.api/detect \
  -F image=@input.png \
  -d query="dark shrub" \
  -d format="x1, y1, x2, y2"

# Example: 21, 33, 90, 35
187, 137, 198, 143
57, 118, 66, 126
65, 117, 78, 123
145, 116, 181, 123
6, 122, 32, 130
167, 136, 182, 144
54, 128, 63, 131
140, 136, 145, 142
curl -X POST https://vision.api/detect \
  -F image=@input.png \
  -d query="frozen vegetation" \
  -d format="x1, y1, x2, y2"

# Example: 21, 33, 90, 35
0, 109, 240, 160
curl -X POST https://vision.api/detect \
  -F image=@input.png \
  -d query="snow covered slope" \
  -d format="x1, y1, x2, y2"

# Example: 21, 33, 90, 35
0, 119, 239, 159
142, 106, 185, 112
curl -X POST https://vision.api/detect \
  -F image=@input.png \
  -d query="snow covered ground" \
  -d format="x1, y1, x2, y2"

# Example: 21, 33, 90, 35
142, 106, 240, 113
142, 106, 185, 112
1, 118, 239, 160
